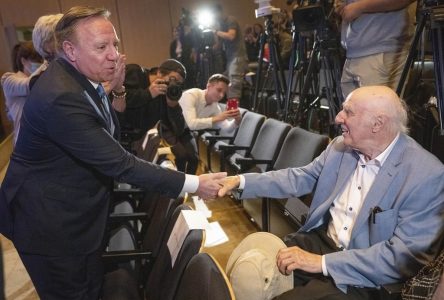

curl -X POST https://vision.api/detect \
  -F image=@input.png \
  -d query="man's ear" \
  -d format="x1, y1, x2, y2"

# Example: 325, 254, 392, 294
62, 40, 76, 62
372, 114, 387, 133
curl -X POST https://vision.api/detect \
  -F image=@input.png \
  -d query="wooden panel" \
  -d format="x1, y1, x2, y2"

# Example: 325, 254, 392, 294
116, 0, 171, 68
0, 0, 61, 72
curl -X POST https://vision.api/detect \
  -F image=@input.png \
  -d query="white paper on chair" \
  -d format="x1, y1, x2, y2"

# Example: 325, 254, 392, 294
204, 222, 229, 247
192, 196, 212, 218
167, 210, 209, 267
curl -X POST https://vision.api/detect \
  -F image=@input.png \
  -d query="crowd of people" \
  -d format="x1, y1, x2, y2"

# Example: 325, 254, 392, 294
0, 1, 444, 300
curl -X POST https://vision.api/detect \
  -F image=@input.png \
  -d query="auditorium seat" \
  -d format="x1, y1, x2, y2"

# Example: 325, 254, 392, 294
207, 111, 265, 173
174, 253, 235, 300
225, 118, 291, 175
242, 127, 329, 235
101, 204, 204, 300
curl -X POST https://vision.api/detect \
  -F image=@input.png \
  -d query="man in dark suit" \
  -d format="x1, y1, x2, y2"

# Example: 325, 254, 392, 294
0, 6, 225, 299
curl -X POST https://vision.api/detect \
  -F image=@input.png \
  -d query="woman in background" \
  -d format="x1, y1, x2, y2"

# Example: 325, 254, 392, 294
1, 41, 43, 144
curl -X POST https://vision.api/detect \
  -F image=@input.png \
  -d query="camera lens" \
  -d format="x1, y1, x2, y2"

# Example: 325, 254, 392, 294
166, 82, 183, 101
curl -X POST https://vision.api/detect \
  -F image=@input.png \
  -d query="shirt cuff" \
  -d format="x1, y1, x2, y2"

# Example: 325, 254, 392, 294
181, 174, 199, 194
321, 255, 329, 276
239, 175, 246, 189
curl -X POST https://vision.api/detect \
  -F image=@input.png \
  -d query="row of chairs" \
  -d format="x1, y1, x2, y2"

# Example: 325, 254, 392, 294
197, 108, 330, 237
102, 122, 237, 299
102, 200, 235, 300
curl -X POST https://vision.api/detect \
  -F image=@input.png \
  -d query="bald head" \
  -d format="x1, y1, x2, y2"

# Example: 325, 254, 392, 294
346, 86, 408, 135
336, 86, 408, 159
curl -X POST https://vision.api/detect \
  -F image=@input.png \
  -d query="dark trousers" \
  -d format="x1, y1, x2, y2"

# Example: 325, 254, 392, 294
172, 132, 199, 174
274, 226, 375, 300
19, 250, 103, 300
0, 241, 5, 300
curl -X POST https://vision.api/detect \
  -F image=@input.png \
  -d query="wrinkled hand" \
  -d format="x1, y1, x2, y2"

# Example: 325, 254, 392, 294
276, 246, 322, 276
217, 176, 240, 197
196, 172, 227, 200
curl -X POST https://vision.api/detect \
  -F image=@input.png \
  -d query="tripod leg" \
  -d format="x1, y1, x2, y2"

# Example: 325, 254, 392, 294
284, 31, 301, 122
396, 10, 427, 96
252, 32, 268, 111
431, 19, 444, 134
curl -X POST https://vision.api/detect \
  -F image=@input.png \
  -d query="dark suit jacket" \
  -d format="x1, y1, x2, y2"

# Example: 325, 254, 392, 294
0, 58, 185, 256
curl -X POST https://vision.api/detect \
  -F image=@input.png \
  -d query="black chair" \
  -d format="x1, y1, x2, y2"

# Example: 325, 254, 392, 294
144, 221, 204, 300
174, 253, 235, 300
207, 111, 265, 173
103, 196, 185, 296
196, 106, 248, 171
102, 204, 204, 300
225, 118, 291, 175
242, 127, 329, 235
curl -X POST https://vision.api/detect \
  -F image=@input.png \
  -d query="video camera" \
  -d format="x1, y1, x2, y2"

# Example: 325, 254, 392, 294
289, 0, 333, 32
255, 0, 281, 18
158, 77, 183, 101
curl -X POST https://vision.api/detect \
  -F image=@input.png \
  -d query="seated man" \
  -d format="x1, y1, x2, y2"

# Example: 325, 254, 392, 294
178, 73, 241, 136
219, 85, 444, 299
118, 59, 199, 174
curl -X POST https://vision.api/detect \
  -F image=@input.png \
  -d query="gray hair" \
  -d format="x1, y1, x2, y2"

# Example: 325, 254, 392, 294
32, 14, 63, 60
392, 97, 409, 135
55, 6, 110, 54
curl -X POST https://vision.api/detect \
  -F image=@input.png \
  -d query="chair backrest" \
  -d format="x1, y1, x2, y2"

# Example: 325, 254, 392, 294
248, 118, 291, 172
145, 204, 205, 300
143, 196, 185, 257
231, 111, 265, 156
174, 253, 235, 300
273, 127, 329, 170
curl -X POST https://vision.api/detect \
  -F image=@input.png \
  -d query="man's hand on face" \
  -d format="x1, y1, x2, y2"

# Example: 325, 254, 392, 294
196, 172, 227, 200
103, 54, 126, 93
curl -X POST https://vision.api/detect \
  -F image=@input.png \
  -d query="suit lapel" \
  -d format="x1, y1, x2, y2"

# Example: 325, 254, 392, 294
57, 58, 117, 135
350, 134, 407, 242
304, 149, 359, 230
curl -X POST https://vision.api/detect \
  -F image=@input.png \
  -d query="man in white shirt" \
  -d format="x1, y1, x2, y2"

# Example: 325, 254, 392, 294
179, 74, 241, 136
219, 86, 444, 299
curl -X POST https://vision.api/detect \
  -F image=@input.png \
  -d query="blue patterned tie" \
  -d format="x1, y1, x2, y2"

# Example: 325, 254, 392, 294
96, 83, 115, 135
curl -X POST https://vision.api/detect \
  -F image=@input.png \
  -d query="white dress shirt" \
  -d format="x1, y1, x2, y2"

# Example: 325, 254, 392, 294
321, 134, 400, 275
179, 88, 237, 135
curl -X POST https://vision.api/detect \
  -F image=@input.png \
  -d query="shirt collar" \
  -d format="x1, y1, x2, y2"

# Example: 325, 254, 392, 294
356, 133, 400, 167
88, 79, 99, 90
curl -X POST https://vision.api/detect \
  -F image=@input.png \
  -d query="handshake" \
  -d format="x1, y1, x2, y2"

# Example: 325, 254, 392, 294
195, 173, 241, 200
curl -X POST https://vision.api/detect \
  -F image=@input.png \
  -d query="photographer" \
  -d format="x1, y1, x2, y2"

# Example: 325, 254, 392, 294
213, 4, 248, 101
118, 59, 199, 174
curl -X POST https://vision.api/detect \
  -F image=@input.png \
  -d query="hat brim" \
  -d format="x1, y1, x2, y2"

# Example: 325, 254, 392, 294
226, 232, 287, 275
226, 232, 294, 299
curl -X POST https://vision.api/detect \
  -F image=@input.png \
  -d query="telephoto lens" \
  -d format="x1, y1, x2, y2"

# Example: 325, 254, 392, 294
166, 78, 183, 101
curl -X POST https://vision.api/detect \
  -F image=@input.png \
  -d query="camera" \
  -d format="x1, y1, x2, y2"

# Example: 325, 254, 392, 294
159, 77, 183, 101
290, 0, 335, 32
255, 0, 281, 18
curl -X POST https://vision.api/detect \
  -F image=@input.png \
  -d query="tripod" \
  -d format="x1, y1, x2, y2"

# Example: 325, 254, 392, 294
251, 14, 288, 119
396, 1, 444, 135
288, 27, 343, 136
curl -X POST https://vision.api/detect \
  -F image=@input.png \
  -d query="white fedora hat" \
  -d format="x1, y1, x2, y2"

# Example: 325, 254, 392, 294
226, 232, 294, 300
